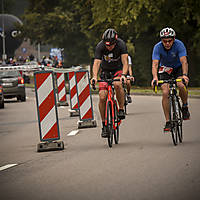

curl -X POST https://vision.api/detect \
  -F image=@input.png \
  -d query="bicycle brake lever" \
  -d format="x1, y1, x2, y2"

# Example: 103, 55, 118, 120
121, 78, 125, 88
182, 78, 186, 85
130, 80, 134, 85
92, 79, 96, 90
153, 80, 157, 93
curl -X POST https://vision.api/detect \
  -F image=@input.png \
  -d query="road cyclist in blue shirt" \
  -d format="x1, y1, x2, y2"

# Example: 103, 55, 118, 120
151, 27, 190, 132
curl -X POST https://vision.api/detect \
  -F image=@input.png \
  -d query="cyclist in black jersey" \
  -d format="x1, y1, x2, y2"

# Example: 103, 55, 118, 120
91, 28, 128, 137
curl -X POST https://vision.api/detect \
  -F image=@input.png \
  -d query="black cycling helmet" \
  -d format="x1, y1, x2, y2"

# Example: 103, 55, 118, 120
102, 28, 118, 46
160, 27, 176, 39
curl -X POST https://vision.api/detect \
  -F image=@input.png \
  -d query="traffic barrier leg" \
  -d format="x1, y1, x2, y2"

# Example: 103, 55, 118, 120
75, 70, 97, 128
56, 72, 69, 106
34, 71, 64, 152
68, 71, 79, 117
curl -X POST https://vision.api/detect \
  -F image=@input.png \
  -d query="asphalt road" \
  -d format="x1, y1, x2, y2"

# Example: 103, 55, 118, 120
0, 88, 200, 200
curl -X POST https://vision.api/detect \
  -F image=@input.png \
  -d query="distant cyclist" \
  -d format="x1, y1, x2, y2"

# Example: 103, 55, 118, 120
151, 27, 190, 132
126, 55, 134, 103
91, 28, 128, 138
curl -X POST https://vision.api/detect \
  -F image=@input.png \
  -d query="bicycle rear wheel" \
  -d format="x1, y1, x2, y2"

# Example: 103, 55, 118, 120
169, 96, 178, 146
114, 102, 120, 144
124, 98, 128, 115
106, 101, 113, 148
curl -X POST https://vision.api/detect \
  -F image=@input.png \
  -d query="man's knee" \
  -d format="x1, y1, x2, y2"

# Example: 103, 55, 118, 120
162, 88, 169, 98
99, 91, 107, 102
114, 82, 122, 90
177, 82, 186, 91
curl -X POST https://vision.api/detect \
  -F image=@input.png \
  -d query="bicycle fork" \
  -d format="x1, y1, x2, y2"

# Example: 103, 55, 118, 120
105, 100, 116, 129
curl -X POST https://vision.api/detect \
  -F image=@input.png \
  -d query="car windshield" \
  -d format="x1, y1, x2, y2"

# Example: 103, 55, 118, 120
0, 71, 20, 78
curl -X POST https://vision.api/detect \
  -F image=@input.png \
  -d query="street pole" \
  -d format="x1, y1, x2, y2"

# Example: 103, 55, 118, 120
38, 43, 40, 61
1, 0, 7, 65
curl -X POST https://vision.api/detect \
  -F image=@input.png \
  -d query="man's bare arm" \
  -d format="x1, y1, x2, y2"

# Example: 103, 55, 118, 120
92, 59, 101, 79
121, 54, 128, 75
151, 59, 159, 86
180, 56, 189, 84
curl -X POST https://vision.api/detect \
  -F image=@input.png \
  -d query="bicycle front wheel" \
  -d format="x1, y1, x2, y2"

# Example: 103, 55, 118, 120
169, 96, 178, 146
114, 102, 119, 144
106, 101, 114, 148
176, 97, 183, 143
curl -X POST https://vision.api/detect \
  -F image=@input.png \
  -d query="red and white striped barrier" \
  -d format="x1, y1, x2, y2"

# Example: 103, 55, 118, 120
76, 70, 96, 128
56, 72, 68, 106
34, 71, 64, 152
68, 71, 79, 117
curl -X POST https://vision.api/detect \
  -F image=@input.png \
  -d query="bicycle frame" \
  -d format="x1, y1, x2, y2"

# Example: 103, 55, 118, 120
105, 80, 121, 129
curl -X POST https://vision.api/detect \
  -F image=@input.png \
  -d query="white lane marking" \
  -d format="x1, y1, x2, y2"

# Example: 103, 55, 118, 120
0, 164, 18, 171
67, 130, 79, 136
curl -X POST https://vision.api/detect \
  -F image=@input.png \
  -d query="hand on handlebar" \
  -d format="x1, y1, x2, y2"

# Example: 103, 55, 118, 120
152, 79, 158, 93
182, 75, 189, 85
130, 76, 135, 85
91, 77, 97, 90
151, 78, 158, 87
120, 75, 127, 84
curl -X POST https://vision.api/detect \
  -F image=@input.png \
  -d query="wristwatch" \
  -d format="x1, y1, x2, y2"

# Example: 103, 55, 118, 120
183, 73, 188, 76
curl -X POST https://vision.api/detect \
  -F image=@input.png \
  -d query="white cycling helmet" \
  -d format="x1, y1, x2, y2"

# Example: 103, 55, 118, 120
160, 27, 176, 38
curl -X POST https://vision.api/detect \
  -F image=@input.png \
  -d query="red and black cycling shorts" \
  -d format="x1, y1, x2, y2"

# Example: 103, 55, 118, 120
99, 70, 123, 91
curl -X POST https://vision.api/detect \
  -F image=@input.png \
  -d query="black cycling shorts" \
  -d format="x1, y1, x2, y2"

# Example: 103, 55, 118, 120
158, 66, 183, 80
99, 69, 122, 91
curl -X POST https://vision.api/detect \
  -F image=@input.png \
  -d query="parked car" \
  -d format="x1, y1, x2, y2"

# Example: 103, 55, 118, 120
0, 70, 26, 101
0, 80, 4, 108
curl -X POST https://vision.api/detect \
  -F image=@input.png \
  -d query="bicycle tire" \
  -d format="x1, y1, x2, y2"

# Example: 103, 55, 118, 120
176, 96, 183, 143
124, 100, 127, 115
114, 102, 119, 144
169, 96, 178, 146
124, 87, 128, 115
106, 101, 113, 148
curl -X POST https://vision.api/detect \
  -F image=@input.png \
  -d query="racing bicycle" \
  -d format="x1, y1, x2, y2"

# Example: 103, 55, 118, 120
92, 78, 122, 148
154, 78, 186, 146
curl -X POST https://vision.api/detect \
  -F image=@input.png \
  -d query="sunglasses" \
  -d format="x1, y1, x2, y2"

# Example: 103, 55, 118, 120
104, 41, 116, 46
162, 39, 174, 44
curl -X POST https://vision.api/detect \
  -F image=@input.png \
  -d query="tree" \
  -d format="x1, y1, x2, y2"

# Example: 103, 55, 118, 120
21, 0, 91, 66
21, 0, 200, 85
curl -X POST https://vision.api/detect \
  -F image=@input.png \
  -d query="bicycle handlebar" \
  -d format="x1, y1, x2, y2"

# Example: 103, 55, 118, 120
157, 78, 182, 84
91, 78, 123, 90
153, 78, 186, 93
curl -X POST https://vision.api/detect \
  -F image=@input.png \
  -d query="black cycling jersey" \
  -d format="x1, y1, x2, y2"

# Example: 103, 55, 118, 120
94, 38, 128, 72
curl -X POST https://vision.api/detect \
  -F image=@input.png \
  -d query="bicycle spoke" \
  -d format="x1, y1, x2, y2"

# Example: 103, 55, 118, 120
114, 103, 119, 144
107, 102, 113, 148
170, 97, 178, 146
177, 98, 183, 143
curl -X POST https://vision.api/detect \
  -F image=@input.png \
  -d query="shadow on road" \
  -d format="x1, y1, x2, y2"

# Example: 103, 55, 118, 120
126, 111, 159, 116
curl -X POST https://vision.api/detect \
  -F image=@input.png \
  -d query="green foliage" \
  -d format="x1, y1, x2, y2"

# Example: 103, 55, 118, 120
0, 0, 15, 13
20, 0, 200, 86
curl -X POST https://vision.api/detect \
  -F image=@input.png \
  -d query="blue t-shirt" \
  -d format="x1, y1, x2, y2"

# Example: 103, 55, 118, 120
152, 39, 187, 69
